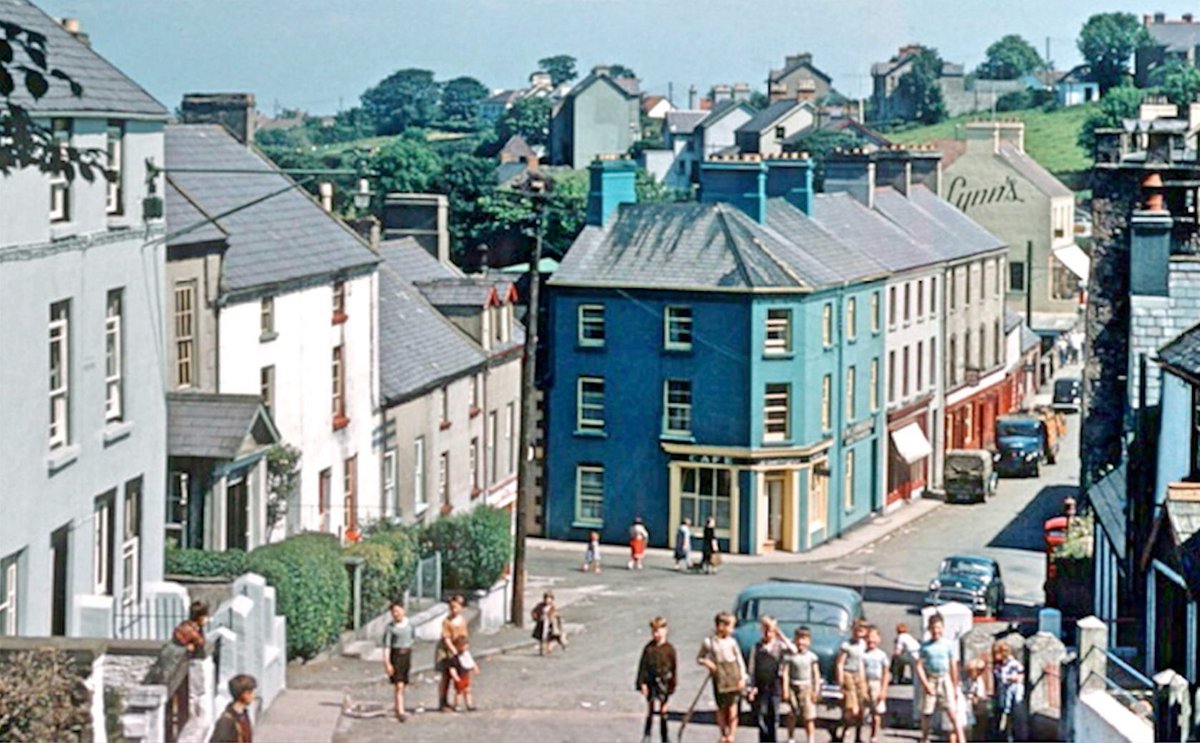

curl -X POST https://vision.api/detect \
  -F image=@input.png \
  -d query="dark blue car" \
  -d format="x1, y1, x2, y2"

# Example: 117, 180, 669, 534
995, 415, 1047, 477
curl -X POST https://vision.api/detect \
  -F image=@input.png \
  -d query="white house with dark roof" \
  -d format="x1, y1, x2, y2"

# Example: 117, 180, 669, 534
734, 100, 815, 157
0, 1, 168, 637
164, 100, 380, 546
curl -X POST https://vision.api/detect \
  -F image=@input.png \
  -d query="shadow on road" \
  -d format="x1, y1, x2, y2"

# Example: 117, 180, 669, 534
987, 485, 1077, 552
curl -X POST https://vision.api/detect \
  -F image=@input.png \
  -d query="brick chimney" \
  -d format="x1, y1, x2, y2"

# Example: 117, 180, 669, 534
785, 53, 813, 69
181, 93, 257, 146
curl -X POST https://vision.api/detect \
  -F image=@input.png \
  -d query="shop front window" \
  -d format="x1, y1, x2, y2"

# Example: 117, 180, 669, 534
680, 466, 732, 532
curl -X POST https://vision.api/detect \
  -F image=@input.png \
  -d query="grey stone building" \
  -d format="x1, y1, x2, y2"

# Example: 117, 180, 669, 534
0, 2, 168, 637
1135, 12, 1200, 87
549, 67, 641, 167
871, 45, 1022, 122
768, 53, 834, 102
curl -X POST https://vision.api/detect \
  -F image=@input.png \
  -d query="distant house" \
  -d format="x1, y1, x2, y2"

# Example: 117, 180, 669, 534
768, 53, 834, 102
871, 45, 1021, 122
1136, 12, 1200, 87
549, 66, 641, 167
481, 72, 557, 123
734, 100, 815, 156
1056, 65, 1099, 107
642, 95, 674, 120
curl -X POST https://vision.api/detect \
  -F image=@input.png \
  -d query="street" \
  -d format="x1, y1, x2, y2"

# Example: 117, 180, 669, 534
330, 415, 1079, 743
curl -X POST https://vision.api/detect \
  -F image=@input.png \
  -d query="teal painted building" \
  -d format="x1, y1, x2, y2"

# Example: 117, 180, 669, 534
544, 156, 889, 554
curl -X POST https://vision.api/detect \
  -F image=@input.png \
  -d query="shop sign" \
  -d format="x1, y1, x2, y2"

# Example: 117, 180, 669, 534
686, 453, 733, 465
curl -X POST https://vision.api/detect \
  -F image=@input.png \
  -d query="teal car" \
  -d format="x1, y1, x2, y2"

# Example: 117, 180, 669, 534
733, 582, 865, 703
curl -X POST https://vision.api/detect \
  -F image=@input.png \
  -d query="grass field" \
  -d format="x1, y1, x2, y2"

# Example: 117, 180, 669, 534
888, 104, 1097, 182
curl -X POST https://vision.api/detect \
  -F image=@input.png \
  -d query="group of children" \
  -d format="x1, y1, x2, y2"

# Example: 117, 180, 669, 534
582, 516, 722, 574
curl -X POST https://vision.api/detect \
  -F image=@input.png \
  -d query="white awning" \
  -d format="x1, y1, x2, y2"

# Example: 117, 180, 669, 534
1052, 244, 1090, 282
890, 422, 932, 465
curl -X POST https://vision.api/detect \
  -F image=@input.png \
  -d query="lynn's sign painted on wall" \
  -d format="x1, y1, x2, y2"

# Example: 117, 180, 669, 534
946, 174, 1025, 213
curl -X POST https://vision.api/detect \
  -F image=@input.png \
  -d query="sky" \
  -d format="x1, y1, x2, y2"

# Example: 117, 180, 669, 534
35, 1, 1200, 115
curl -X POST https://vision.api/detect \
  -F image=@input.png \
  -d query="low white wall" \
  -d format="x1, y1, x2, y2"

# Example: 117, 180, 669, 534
1074, 690, 1154, 743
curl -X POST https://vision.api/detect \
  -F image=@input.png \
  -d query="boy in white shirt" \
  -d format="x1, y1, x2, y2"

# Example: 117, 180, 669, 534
862, 626, 891, 743
781, 626, 821, 743
891, 622, 920, 684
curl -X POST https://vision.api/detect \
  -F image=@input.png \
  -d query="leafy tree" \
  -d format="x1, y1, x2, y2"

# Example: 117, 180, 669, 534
786, 128, 863, 189
432, 152, 503, 264
370, 134, 443, 194
747, 90, 770, 110
0, 649, 92, 741
361, 68, 440, 134
607, 64, 637, 80
440, 76, 489, 124
496, 96, 551, 147
1078, 12, 1152, 93
976, 34, 1044, 80
266, 444, 301, 532
1078, 84, 1147, 153
1, 21, 107, 182
896, 47, 948, 125
537, 54, 578, 86
1150, 59, 1200, 106
306, 107, 374, 145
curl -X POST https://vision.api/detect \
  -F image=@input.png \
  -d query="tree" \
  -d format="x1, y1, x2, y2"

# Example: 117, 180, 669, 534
440, 76, 489, 124
1078, 84, 1147, 153
0, 649, 92, 741
896, 47, 948, 125
1151, 59, 1200, 106
496, 97, 551, 147
1, 21, 106, 182
976, 34, 1044, 80
431, 153, 503, 264
370, 134, 443, 194
786, 128, 865, 188
265, 444, 301, 532
537, 54, 577, 86
361, 68, 440, 134
607, 64, 637, 80
1078, 12, 1152, 93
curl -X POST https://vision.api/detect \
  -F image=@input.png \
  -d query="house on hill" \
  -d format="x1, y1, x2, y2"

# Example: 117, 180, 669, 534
734, 100, 815, 156
549, 66, 641, 167
768, 53, 833, 102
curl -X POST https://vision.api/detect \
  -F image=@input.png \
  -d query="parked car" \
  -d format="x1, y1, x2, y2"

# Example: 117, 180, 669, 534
733, 582, 864, 703
926, 555, 1006, 616
995, 415, 1056, 477
1052, 378, 1082, 412
944, 449, 998, 504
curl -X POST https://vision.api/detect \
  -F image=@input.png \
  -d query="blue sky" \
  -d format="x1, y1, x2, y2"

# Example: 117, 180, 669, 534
37, 1, 1200, 115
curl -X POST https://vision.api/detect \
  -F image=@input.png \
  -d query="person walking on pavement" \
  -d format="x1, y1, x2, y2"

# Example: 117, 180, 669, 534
747, 615, 796, 743
701, 516, 718, 574
916, 613, 965, 743
697, 611, 747, 743
782, 627, 822, 743
674, 518, 693, 570
636, 616, 678, 743
436, 594, 469, 712
531, 590, 568, 656
210, 674, 256, 743
629, 517, 650, 570
381, 601, 415, 722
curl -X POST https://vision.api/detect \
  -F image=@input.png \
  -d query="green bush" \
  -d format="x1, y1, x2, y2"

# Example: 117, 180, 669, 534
164, 546, 248, 578
0, 649, 92, 741
364, 525, 421, 596
423, 506, 512, 591
343, 541, 398, 620
249, 533, 348, 660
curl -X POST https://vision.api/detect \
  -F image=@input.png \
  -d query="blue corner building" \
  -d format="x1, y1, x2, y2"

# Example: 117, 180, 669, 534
544, 155, 889, 555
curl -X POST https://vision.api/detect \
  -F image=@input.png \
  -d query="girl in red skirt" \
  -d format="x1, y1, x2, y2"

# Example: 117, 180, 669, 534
628, 517, 649, 570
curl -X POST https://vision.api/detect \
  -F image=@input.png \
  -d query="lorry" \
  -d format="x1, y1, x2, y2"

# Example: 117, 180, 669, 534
994, 415, 1057, 477
943, 449, 998, 503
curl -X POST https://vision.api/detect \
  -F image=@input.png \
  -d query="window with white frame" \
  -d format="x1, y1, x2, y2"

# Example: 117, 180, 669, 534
49, 119, 70, 222
0, 553, 17, 636
680, 466, 732, 531
916, 340, 924, 391
93, 491, 115, 596
439, 386, 449, 425
664, 306, 693, 350
105, 290, 123, 423
888, 286, 897, 327
106, 121, 124, 215
332, 280, 347, 323
382, 449, 397, 516
49, 300, 70, 448
765, 308, 791, 354
764, 383, 790, 442
822, 303, 833, 346
121, 477, 142, 606
488, 411, 498, 484
844, 450, 855, 511
260, 296, 274, 337
414, 437, 427, 512
575, 465, 605, 526
888, 350, 896, 404
578, 305, 606, 347
917, 280, 924, 318
260, 365, 274, 416
904, 282, 911, 322
871, 291, 881, 332
577, 377, 605, 431
166, 472, 188, 549
846, 366, 856, 420
469, 438, 480, 493
439, 451, 450, 506
331, 345, 346, 424
505, 403, 516, 475
664, 379, 692, 435
870, 358, 879, 411
822, 374, 832, 431
174, 282, 196, 389
847, 298, 857, 340
343, 455, 358, 532
929, 276, 937, 316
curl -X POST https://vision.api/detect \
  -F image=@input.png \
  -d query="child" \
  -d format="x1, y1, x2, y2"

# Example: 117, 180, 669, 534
380, 601, 414, 722
836, 618, 869, 743
210, 674, 256, 743
862, 626, 891, 743
446, 636, 478, 712
891, 622, 919, 684
782, 627, 822, 743
964, 657, 989, 741
991, 641, 1024, 742
916, 613, 965, 743
531, 591, 568, 656
674, 518, 692, 570
748, 615, 796, 743
172, 600, 209, 659
628, 517, 649, 570
582, 531, 602, 573
636, 616, 677, 743
697, 611, 746, 743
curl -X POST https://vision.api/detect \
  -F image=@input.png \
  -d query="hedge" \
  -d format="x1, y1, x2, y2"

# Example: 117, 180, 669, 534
363, 525, 420, 596
0, 649, 92, 742
164, 546, 248, 578
343, 542, 397, 620
248, 533, 348, 660
423, 506, 512, 591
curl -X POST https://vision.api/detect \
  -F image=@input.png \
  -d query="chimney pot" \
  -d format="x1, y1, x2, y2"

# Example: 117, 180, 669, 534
61, 17, 79, 33
319, 182, 334, 213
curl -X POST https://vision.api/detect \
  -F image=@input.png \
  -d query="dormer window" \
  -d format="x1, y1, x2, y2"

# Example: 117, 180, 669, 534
332, 281, 347, 324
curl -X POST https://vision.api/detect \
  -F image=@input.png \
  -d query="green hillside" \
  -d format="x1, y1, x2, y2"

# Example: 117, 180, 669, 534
888, 104, 1098, 184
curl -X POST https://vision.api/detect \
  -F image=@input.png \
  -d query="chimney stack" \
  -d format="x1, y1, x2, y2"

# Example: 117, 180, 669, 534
181, 93, 257, 146
1154, 11, 1166, 23
874, 151, 911, 196
688, 85, 697, 109
319, 182, 334, 213
586, 155, 638, 227
699, 155, 768, 224
764, 154, 814, 215
823, 150, 876, 209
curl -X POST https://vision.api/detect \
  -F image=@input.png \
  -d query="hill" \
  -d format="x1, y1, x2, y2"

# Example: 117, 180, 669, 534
887, 104, 1097, 186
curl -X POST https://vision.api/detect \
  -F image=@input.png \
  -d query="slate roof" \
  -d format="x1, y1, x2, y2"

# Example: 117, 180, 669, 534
378, 239, 462, 281
167, 392, 276, 459
881, 185, 1007, 260
737, 100, 807, 134
165, 125, 378, 294
697, 100, 753, 130
769, 56, 832, 84
810, 192, 939, 272
1057, 64, 1093, 85
165, 179, 227, 247
1158, 321, 1200, 379
871, 52, 962, 79
1, 0, 166, 116
415, 280, 498, 308
1004, 309, 1023, 333
1021, 326, 1041, 352
1089, 463, 1127, 561
666, 110, 709, 135
1148, 21, 1200, 53
997, 142, 1074, 198
568, 71, 640, 100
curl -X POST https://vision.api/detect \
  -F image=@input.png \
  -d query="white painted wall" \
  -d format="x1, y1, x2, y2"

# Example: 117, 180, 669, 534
1074, 690, 1154, 743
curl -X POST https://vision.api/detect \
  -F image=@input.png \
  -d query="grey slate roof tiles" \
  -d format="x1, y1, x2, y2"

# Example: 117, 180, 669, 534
1158, 321, 1200, 377
415, 280, 497, 308
378, 239, 463, 281
764, 199, 887, 284
810, 192, 939, 273
997, 142, 1074, 199
1, 0, 166, 116
165, 124, 378, 293
737, 100, 805, 134
1089, 463, 1127, 561
1148, 21, 1200, 53
666, 111, 709, 135
166, 179, 228, 247
167, 392, 271, 459
877, 185, 1007, 260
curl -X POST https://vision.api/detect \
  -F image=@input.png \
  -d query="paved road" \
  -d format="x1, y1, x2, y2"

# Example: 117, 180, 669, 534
333, 415, 1080, 743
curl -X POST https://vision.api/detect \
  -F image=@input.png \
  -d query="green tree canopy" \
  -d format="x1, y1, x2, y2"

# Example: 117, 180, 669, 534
896, 47, 948, 125
1078, 12, 1152, 93
496, 96, 551, 147
1150, 59, 1200, 106
976, 34, 1044, 80
785, 128, 864, 188
370, 135, 443, 194
607, 64, 637, 80
440, 76, 489, 123
361, 68, 440, 134
537, 54, 578, 86
1077, 84, 1148, 153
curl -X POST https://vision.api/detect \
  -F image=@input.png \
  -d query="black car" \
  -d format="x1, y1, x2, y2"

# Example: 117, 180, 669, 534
1052, 378, 1082, 413
926, 555, 1006, 616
